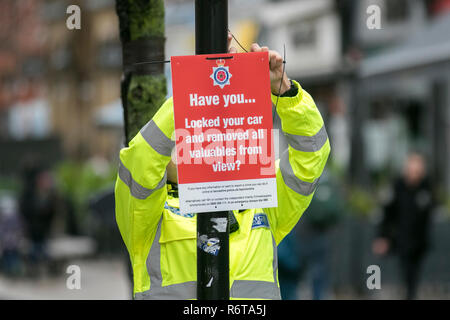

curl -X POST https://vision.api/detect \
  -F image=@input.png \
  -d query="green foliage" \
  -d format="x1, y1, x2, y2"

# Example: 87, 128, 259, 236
127, 74, 167, 141
54, 160, 117, 228
347, 186, 377, 218
116, 0, 168, 144
0, 176, 21, 194
128, 0, 165, 40
443, 196, 450, 219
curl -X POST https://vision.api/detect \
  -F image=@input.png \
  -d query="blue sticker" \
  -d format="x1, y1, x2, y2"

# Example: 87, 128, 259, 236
198, 235, 220, 256
164, 202, 195, 218
252, 213, 270, 230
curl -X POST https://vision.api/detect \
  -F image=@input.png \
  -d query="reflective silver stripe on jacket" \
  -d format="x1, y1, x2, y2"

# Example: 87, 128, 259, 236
231, 234, 281, 300
140, 120, 175, 157
118, 160, 167, 200
230, 280, 280, 300
135, 219, 281, 300
284, 125, 328, 153
279, 149, 320, 196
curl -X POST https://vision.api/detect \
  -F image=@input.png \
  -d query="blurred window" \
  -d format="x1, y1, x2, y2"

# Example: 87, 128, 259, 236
50, 47, 72, 71
8, 98, 51, 140
290, 20, 316, 48
363, 100, 410, 174
97, 41, 122, 69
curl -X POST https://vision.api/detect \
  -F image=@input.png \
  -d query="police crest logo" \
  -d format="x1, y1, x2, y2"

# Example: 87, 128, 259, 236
210, 59, 232, 89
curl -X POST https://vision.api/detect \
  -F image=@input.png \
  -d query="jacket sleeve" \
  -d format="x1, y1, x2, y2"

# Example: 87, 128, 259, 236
264, 80, 331, 245
114, 97, 175, 294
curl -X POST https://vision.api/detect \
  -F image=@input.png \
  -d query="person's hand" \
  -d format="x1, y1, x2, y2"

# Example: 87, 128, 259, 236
227, 32, 236, 54
227, 33, 291, 96
372, 238, 390, 256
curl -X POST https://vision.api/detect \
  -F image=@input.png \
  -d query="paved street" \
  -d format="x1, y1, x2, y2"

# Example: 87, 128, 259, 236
1, 257, 448, 300
0, 258, 132, 300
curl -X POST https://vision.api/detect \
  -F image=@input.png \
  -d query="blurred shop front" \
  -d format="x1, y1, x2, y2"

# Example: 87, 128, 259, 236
344, 12, 450, 297
258, 0, 350, 173
353, 13, 450, 196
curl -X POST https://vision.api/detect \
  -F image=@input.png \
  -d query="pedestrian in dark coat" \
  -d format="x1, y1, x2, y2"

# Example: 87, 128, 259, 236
373, 153, 434, 299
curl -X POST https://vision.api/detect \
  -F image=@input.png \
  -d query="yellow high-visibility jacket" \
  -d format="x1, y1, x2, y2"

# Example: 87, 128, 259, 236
115, 80, 330, 299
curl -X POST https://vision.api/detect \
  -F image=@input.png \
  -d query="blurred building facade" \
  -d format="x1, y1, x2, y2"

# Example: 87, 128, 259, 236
0, 0, 48, 141
43, 0, 122, 161
0, 0, 123, 177
2, 0, 450, 179
258, 0, 450, 197
346, 0, 450, 196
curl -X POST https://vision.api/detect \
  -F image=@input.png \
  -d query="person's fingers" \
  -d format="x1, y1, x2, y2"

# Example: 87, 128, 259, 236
269, 50, 283, 70
269, 54, 274, 69
269, 51, 278, 69
250, 43, 262, 52
228, 46, 237, 54
261, 46, 269, 52
227, 32, 232, 50
275, 54, 283, 69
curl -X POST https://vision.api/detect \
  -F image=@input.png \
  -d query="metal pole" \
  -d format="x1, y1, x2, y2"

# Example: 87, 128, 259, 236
195, 0, 230, 300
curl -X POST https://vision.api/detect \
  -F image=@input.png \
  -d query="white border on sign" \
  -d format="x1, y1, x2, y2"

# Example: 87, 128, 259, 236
178, 178, 278, 214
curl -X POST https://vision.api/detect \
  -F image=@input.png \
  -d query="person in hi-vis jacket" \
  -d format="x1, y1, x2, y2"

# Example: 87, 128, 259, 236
115, 33, 331, 299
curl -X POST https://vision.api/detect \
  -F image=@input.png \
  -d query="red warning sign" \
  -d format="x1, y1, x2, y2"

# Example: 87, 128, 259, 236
171, 52, 277, 213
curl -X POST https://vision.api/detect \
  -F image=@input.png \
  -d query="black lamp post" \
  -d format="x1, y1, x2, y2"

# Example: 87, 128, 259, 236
195, 0, 230, 300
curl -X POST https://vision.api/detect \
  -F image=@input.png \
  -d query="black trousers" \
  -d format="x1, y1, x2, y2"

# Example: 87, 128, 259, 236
399, 254, 424, 300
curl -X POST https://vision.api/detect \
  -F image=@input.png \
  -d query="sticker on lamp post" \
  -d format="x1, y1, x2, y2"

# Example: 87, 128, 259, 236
171, 52, 277, 214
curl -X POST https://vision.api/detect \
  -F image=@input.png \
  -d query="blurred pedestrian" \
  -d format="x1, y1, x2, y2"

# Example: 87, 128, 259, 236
19, 163, 58, 276
0, 193, 25, 277
373, 152, 434, 300
278, 229, 301, 300
297, 169, 343, 300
